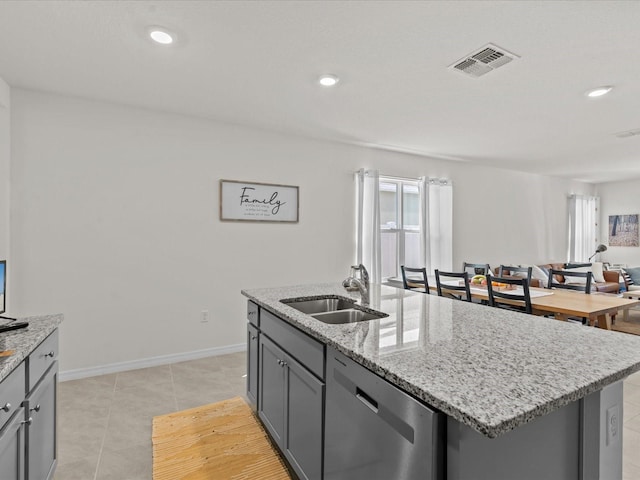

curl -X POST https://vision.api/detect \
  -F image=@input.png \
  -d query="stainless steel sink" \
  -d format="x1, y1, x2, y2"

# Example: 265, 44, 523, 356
280, 295, 388, 324
281, 296, 357, 314
311, 309, 387, 324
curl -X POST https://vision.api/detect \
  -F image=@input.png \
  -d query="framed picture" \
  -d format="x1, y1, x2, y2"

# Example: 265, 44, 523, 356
609, 214, 639, 247
220, 180, 299, 223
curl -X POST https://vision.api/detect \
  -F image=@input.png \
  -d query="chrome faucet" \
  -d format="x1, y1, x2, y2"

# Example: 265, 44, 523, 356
342, 264, 370, 305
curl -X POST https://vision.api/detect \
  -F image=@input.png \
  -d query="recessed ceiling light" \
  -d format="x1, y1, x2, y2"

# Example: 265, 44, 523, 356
148, 27, 174, 45
585, 86, 613, 98
318, 74, 339, 87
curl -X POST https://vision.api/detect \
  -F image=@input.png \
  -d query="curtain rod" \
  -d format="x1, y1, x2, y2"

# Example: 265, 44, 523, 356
355, 169, 452, 185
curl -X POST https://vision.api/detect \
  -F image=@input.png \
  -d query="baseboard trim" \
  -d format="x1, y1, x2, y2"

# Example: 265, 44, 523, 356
59, 343, 247, 382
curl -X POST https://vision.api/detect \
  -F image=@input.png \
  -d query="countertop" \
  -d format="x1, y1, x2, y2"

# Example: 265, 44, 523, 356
0, 314, 63, 382
242, 283, 640, 438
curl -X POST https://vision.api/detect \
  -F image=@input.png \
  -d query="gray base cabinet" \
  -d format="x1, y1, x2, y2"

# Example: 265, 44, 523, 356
284, 353, 324, 480
25, 363, 57, 480
247, 302, 325, 480
259, 335, 324, 480
0, 329, 58, 480
258, 335, 286, 446
0, 406, 26, 480
246, 323, 259, 410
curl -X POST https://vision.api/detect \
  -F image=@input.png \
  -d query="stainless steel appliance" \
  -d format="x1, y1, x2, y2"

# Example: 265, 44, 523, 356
324, 347, 444, 480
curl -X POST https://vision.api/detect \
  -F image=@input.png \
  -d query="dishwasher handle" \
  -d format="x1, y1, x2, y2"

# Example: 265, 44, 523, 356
356, 387, 379, 413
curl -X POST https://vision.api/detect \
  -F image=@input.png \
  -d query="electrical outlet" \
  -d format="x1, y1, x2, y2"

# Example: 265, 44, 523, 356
201, 310, 209, 323
606, 405, 619, 446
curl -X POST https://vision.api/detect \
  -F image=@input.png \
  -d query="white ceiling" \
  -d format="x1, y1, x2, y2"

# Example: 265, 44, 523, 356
1, 0, 639, 184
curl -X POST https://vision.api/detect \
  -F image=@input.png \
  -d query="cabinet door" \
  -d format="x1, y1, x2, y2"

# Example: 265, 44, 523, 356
246, 323, 260, 410
258, 336, 286, 448
284, 354, 324, 480
0, 408, 26, 480
25, 363, 57, 480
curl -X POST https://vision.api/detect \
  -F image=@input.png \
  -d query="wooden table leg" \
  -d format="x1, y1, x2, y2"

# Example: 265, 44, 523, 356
595, 314, 612, 330
624, 307, 630, 322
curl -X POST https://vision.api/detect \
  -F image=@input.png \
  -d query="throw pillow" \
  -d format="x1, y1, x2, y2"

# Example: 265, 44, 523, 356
591, 262, 605, 283
530, 265, 549, 285
624, 267, 640, 285
564, 266, 591, 285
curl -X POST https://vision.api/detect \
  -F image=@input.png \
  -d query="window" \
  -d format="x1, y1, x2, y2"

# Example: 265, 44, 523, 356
568, 194, 599, 263
379, 177, 420, 280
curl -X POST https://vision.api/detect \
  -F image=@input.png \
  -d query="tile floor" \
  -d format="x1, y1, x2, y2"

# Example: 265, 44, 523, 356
53, 352, 247, 480
53, 352, 640, 480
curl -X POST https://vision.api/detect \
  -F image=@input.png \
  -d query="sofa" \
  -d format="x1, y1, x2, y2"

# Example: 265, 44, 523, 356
621, 267, 640, 293
494, 262, 620, 293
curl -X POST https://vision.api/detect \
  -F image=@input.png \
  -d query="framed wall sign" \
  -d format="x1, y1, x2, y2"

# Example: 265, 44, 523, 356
220, 179, 299, 223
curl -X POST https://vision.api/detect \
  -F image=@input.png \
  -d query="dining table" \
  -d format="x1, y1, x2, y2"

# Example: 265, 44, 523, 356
424, 278, 640, 330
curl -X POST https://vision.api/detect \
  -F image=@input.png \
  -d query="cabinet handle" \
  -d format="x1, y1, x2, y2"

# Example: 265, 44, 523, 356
1, 402, 10, 412
22, 417, 32, 426
30, 404, 41, 413
282, 361, 287, 367
277, 359, 282, 366
45, 351, 55, 358
251, 335, 257, 340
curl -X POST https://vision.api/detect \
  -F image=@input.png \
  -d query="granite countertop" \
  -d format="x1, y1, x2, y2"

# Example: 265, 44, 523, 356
242, 283, 640, 438
0, 314, 63, 382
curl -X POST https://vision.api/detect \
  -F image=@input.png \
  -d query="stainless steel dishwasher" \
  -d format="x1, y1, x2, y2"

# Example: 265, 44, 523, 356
324, 347, 444, 480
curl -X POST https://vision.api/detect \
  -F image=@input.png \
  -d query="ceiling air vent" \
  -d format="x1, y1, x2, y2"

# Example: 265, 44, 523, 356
450, 44, 519, 78
614, 128, 640, 139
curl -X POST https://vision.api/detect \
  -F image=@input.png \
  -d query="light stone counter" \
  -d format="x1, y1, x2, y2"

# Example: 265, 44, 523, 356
0, 314, 63, 381
242, 283, 640, 438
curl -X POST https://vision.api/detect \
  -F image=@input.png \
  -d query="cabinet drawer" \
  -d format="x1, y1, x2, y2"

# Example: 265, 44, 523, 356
28, 331, 59, 392
261, 310, 324, 380
247, 301, 260, 327
0, 363, 25, 432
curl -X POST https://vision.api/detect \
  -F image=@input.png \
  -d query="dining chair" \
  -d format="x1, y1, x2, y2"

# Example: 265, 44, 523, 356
498, 265, 533, 284
548, 268, 592, 324
400, 266, 430, 294
547, 269, 592, 293
435, 270, 472, 302
565, 262, 592, 269
463, 262, 491, 276
486, 274, 532, 314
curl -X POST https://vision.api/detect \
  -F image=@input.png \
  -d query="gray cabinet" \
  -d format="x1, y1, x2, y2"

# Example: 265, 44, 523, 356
284, 351, 324, 480
248, 302, 325, 480
0, 407, 26, 480
259, 335, 324, 480
25, 363, 57, 480
246, 301, 260, 411
258, 335, 286, 446
0, 329, 58, 480
246, 323, 259, 410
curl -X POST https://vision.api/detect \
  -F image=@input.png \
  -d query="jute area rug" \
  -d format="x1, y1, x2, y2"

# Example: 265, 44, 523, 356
612, 307, 640, 336
152, 396, 291, 480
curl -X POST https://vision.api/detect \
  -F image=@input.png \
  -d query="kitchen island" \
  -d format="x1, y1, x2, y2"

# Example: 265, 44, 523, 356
242, 284, 640, 479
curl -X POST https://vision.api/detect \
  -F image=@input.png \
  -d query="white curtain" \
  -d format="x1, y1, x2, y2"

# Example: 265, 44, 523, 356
419, 177, 453, 273
356, 169, 381, 283
567, 194, 599, 263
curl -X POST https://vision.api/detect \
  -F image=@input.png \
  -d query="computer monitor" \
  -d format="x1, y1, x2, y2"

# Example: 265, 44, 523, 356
0, 260, 5, 315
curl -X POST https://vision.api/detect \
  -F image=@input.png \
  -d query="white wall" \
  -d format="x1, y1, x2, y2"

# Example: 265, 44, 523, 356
10, 89, 593, 373
596, 180, 640, 267
0, 77, 9, 263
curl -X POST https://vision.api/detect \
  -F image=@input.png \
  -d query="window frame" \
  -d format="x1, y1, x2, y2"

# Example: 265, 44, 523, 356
379, 176, 420, 281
